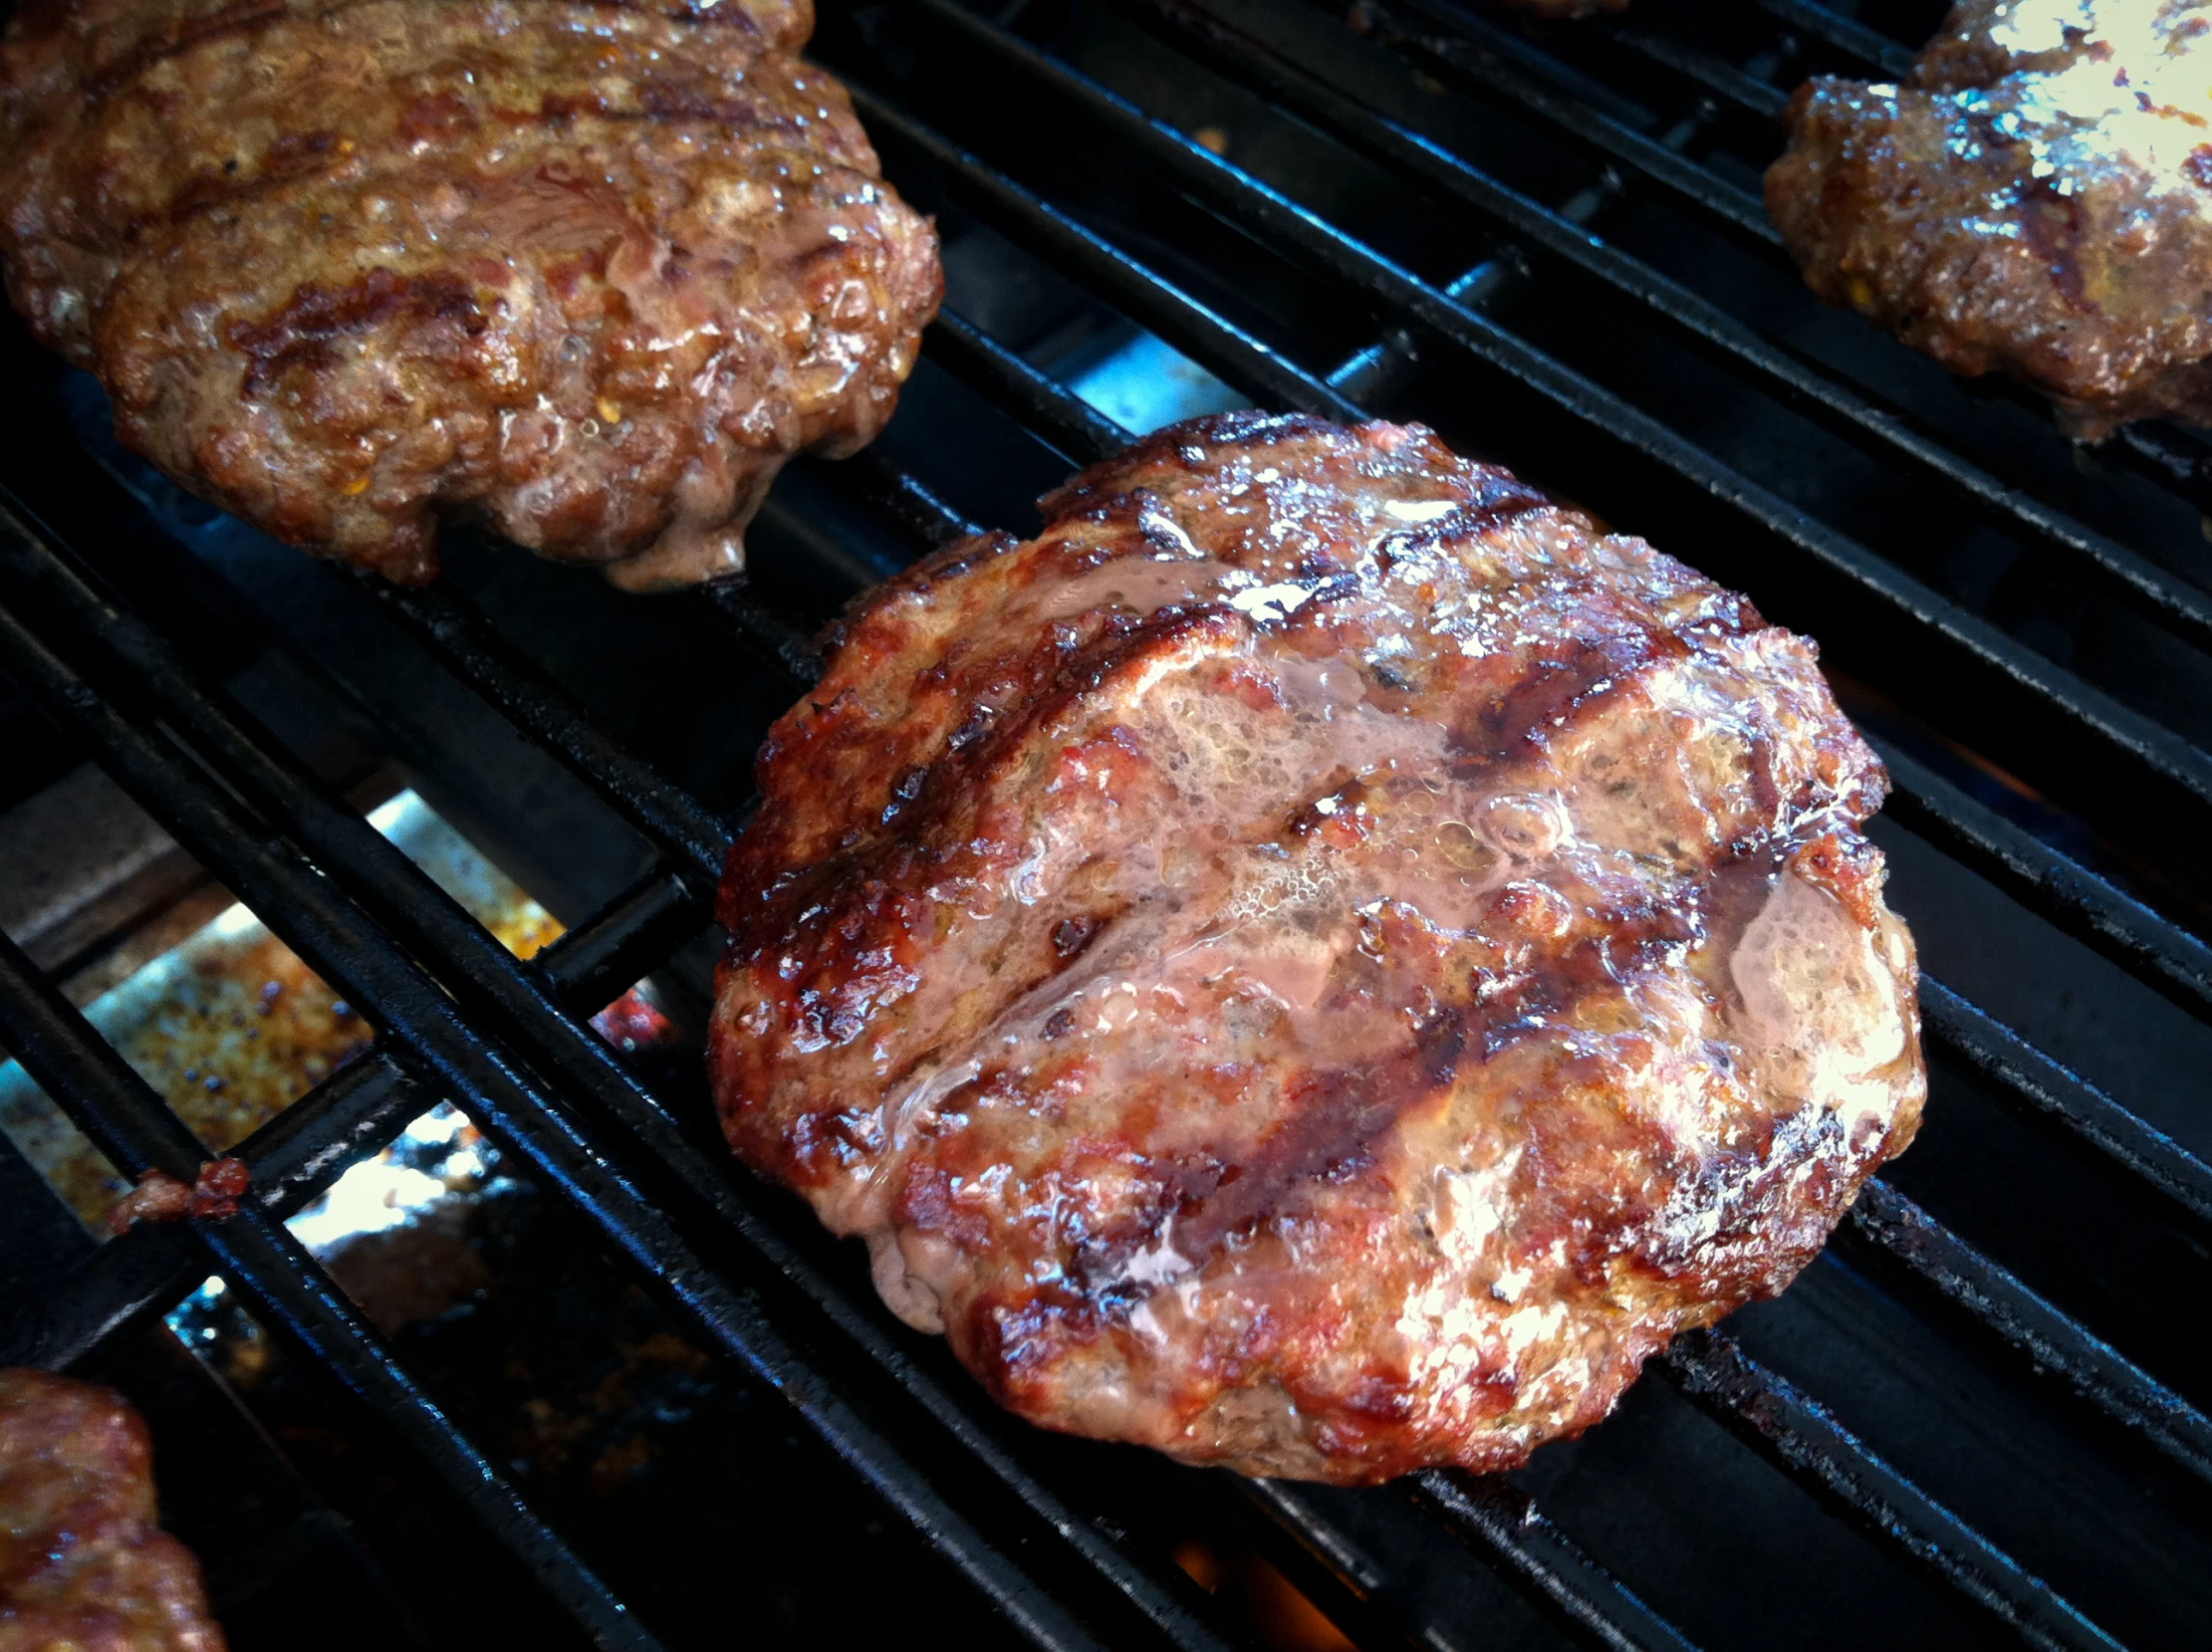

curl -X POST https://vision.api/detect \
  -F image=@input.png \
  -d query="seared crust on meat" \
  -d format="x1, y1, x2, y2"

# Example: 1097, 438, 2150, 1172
710, 414, 1924, 1483
0, 1368, 224, 1651
1768, 0, 2212, 439
0, 0, 940, 586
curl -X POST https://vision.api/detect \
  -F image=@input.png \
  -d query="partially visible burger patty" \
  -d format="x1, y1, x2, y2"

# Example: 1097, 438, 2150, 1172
1769, 0, 2212, 439
709, 413, 1925, 1484
0, 1367, 225, 1650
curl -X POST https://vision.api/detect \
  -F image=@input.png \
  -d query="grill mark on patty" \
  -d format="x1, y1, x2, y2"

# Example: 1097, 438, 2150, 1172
1449, 627, 1681, 768
77, 0, 292, 101
1169, 1011, 1469, 1264
1155, 877, 1708, 1277
228, 266, 485, 393
113, 78, 823, 240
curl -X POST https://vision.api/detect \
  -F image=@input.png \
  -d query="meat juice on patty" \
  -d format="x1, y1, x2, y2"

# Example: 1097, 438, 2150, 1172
709, 413, 1925, 1484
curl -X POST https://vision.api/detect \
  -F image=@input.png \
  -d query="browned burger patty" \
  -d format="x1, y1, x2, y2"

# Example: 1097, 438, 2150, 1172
0, 1368, 224, 1652
0, 0, 941, 587
1768, 0, 2212, 439
708, 413, 1925, 1484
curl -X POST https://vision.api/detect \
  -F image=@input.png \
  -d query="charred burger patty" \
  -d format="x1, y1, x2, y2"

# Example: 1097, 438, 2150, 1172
709, 412, 1924, 1484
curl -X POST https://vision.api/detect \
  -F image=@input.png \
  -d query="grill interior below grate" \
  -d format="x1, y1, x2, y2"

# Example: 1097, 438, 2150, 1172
1, 0, 2210, 1649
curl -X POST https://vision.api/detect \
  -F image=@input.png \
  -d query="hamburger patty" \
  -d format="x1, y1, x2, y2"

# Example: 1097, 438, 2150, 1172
0, 0, 941, 586
709, 413, 1924, 1483
0, 1367, 225, 1650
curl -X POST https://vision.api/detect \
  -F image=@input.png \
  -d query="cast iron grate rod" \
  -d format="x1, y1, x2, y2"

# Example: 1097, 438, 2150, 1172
1106, 0, 2212, 651
0, 927, 663, 1652
1586, 17, 1795, 120
0, 574, 1120, 1652
1257, 1474, 1703, 1652
1843, 1180, 2212, 1485
1917, 980, 2212, 1225
1752, 0, 1919, 81
0, 862, 694, 1373
1332, 0, 1780, 247
1660, 1330, 2124, 1652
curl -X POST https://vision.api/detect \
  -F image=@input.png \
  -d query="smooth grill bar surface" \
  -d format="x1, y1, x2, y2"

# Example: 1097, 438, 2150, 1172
1, 0, 2207, 1649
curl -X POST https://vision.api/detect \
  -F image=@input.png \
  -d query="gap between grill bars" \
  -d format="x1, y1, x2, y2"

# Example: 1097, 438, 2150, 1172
1, 0, 2209, 1649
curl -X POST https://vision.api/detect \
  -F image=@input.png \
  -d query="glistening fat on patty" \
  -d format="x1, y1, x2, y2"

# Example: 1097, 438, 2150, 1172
709, 412, 1925, 1485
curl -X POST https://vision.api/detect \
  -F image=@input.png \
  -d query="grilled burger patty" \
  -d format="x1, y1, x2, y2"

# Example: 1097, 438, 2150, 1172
0, 0, 941, 587
0, 1367, 225, 1651
1769, 0, 2212, 439
709, 413, 1925, 1483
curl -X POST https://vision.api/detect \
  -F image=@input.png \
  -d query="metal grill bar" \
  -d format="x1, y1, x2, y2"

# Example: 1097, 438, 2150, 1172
850, 89, 1362, 421
1845, 1181, 2212, 1484
1919, 979, 2212, 1225
837, 446, 985, 546
927, 310, 1134, 464
1591, 19, 1794, 120
1660, 1330, 2123, 1652
5, 1062, 424, 1375
700, 577, 828, 683
350, 577, 732, 884
1345, 0, 1781, 247
0, 554, 1117, 1652
1753, 0, 1916, 81
1, 862, 694, 1373
1407, 1475, 1701, 1652
1874, 744, 2212, 1025
0, 929, 660, 1652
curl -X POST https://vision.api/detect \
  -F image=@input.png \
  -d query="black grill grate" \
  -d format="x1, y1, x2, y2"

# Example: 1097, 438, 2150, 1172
1, 1, 2208, 1649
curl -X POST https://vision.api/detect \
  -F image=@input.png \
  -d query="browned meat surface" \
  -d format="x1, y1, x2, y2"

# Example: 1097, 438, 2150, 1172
1769, 1, 2212, 439
709, 413, 1925, 1484
0, 1368, 224, 1651
0, 0, 940, 587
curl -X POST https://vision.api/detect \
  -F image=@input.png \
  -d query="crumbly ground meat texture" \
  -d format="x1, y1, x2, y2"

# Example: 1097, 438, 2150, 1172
710, 413, 1924, 1484
0, 0, 940, 586
0, 1368, 225, 1651
1768, 0, 2212, 439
